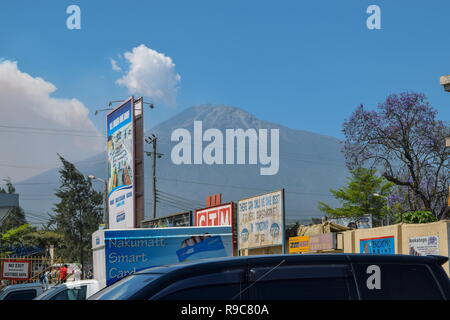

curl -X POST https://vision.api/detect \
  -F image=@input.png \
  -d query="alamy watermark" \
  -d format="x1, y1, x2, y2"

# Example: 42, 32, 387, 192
171, 121, 280, 176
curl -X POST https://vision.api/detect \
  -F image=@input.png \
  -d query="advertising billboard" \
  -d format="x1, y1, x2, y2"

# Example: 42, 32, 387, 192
107, 98, 135, 229
194, 203, 233, 227
141, 211, 192, 228
409, 235, 440, 256
360, 236, 395, 254
329, 214, 373, 229
309, 233, 337, 251
237, 189, 285, 251
103, 226, 233, 286
1, 260, 30, 281
288, 236, 310, 254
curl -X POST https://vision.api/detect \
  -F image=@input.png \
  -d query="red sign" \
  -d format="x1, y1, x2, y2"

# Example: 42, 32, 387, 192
195, 203, 233, 227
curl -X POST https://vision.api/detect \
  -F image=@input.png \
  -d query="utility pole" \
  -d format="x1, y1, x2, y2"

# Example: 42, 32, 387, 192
439, 75, 450, 210
145, 135, 163, 219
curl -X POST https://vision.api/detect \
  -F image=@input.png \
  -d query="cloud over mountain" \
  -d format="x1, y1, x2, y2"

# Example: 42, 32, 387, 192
0, 60, 104, 181
115, 44, 181, 107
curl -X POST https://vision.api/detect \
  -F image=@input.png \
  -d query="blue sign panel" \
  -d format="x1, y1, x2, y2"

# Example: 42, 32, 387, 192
360, 236, 395, 254
104, 226, 233, 286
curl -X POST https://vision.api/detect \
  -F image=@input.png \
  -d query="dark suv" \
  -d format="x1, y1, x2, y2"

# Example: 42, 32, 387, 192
89, 254, 450, 300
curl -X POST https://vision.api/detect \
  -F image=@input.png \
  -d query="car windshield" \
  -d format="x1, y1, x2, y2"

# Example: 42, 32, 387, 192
89, 274, 162, 300
34, 286, 60, 300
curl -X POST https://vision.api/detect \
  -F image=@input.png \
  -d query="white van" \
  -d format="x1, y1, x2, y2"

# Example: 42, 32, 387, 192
34, 280, 100, 300
0, 282, 44, 300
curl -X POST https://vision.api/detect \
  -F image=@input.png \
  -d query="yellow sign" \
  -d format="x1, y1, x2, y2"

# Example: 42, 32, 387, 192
289, 236, 310, 254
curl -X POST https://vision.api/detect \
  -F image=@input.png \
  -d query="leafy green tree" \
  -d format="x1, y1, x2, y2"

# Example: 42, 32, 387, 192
0, 224, 63, 257
0, 178, 27, 233
394, 211, 438, 224
49, 155, 103, 278
318, 168, 394, 226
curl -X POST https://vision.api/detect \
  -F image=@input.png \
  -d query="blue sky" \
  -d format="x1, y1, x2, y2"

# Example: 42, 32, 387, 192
1, 0, 449, 140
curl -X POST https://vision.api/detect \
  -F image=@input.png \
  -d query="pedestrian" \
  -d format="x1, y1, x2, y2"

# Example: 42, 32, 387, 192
40, 269, 50, 290
59, 264, 68, 283
73, 265, 81, 281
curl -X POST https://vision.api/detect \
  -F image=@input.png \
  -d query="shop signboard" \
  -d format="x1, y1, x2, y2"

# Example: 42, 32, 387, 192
237, 189, 285, 251
102, 226, 233, 286
329, 214, 372, 229
141, 211, 192, 228
194, 203, 233, 227
409, 235, 440, 256
309, 233, 336, 251
1, 260, 30, 280
360, 236, 395, 254
288, 236, 310, 254
107, 98, 135, 229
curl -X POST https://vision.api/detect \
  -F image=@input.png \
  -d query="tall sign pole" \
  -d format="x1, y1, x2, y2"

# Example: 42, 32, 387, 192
152, 136, 157, 219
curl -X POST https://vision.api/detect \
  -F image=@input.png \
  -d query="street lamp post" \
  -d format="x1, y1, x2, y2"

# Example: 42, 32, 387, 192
88, 175, 108, 229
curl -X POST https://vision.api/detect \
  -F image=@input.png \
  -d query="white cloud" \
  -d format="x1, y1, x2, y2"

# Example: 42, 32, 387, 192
0, 60, 104, 182
115, 44, 181, 107
111, 58, 122, 72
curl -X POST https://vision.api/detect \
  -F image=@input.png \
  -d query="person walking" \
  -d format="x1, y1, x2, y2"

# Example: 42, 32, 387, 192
73, 265, 81, 281
59, 265, 68, 283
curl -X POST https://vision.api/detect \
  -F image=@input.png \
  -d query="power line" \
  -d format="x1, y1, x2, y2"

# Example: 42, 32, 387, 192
158, 177, 334, 197
156, 190, 203, 208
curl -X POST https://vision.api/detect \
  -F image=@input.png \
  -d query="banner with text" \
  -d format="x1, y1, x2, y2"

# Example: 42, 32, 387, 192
237, 189, 284, 251
107, 98, 135, 229
104, 226, 233, 286
194, 203, 233, 227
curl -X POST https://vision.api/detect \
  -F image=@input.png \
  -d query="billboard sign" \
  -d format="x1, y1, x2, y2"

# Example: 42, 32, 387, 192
360, 236, 395, 254
409, 235, 440, 256
288, 236, 310, 254
107, 98, 135, 229
194, 203, 233, 227
141, 211, 192, 228
1, 260, 30, 280
104, 226, 233, 286
329, 214, 373, 229
237, 189, 285, 251
309, 233, 337, 251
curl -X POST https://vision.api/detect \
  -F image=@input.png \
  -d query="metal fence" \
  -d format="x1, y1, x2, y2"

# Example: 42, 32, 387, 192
0, 255, 65, 289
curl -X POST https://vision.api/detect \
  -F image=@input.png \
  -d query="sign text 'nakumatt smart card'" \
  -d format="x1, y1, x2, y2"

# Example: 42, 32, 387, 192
107, 98, 135, 229
104, 226, 233, 286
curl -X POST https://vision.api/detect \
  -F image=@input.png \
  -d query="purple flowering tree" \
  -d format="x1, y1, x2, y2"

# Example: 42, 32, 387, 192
343, 92, 450, 220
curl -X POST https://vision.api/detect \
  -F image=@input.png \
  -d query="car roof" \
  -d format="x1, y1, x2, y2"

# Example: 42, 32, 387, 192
135, 253, 448, 275
2, 282, 42, 290
52, 280, 98, 288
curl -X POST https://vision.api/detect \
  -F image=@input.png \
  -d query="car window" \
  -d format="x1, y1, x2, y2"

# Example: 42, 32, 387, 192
152, 269, 246, 300
50, 286, 87, 300
249, 264, 352, 300
353, 263, 444, 300
89, 274, 162, 300
5, 289, 37, 300
157, 283, 243, 300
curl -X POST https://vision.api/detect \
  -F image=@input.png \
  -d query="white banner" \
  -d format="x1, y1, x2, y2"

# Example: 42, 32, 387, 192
2, 261, 30, 280
237, 190, 284, 251
409, 235, 440, 256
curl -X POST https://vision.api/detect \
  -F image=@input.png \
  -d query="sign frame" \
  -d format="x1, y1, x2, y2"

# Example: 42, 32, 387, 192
106, 97, 136, 229
237, 189, 285, 253
1, 259, 31, 281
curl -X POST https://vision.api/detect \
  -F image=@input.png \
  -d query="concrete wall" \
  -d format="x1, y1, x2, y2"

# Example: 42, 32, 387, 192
342, 221, 450, 275
401, 221, 450, 275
